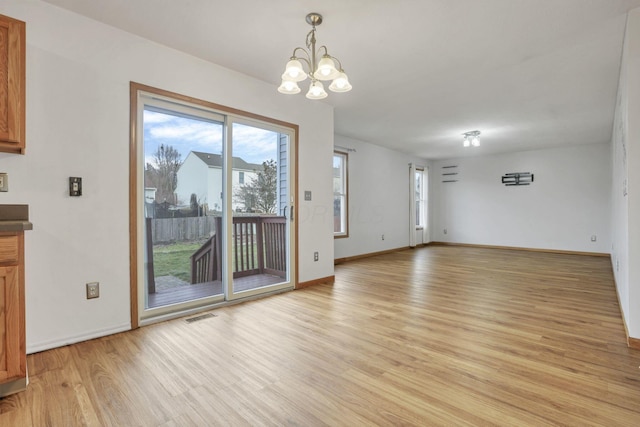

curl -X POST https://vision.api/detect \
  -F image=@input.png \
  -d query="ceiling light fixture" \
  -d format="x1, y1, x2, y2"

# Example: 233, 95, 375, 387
278, 13, 352, 100
463, 130, 481, 147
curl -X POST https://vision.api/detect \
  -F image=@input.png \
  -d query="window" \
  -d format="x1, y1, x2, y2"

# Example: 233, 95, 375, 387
415, 168, 426, 229
239, 171, 244, 184
333, 151, 348, 237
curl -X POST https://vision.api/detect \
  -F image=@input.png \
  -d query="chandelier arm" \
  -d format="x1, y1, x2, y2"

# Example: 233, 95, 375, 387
317, 46, 344, 72
291, 47, 311, 61
329, 55, 344, 71
296, 56, 312, 74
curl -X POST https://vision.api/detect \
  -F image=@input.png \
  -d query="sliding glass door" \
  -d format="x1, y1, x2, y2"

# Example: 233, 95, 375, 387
141, 98, 226, 311
228, 120, 292, 300
133, 87, 296, 322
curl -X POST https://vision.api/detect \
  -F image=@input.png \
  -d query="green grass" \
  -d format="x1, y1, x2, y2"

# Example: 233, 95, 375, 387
153, 241, 204, 282
153, 240, 262, 283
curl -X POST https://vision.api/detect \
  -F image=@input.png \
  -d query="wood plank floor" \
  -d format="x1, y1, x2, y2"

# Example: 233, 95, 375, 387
2, 245, 640, 426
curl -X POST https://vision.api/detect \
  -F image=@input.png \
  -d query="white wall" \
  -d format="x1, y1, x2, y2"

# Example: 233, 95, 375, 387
611, 8, 640, 340
333, 135, 429, 260
430, 144, 611, 253
0, 1, 335, 352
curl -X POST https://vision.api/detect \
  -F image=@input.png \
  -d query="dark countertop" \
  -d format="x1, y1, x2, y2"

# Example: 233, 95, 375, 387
0, 204, 32, 231
0, 220, 32, 231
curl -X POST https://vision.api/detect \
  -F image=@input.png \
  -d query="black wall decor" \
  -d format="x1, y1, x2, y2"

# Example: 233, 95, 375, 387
442, 165, 458, 183
502, 172, 534, 186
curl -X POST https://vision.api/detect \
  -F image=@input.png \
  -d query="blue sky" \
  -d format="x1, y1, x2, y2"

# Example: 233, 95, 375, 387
143, 110, 278, 166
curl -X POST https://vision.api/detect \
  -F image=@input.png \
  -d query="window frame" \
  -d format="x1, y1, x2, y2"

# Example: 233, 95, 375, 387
415, 167, 426, 230
333, 151, 349, 238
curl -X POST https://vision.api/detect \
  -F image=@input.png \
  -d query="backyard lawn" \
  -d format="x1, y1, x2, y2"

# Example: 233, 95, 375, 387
153, 239, 259, 283
153, 241, 205, 282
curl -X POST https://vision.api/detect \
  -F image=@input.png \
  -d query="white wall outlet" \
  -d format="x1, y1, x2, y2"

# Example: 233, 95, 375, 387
443, 228, 448, 235
86, 282, 100, 299
313, 252, 319, 262
591, 235, 597, 242
381, 234, 385, 240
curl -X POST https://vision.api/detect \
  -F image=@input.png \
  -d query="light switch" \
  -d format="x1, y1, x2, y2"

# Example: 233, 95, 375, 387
69, 177, 82, 196
0, 173, 8, 192
304, 191, 312, 201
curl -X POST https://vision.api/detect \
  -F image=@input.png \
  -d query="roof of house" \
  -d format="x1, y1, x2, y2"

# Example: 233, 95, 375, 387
191, 151, 263, 171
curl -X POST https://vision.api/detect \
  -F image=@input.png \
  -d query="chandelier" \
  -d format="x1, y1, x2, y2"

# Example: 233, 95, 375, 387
278, 13, 352, 100
463, 130, 481, 147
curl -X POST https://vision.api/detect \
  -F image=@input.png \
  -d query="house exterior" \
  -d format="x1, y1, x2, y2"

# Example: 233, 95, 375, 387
175, 151, 262, 213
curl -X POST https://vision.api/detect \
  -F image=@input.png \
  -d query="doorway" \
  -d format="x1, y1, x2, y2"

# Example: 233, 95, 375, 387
130, 83, 297, 325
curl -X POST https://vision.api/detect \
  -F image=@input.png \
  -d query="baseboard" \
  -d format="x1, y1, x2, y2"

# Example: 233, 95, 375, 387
628, 337, 640, 350
609, 256, 640, 350
334, 241, 607, 262
26, 323, 131, 354
297, 275, 334, 289
0, 376, 27, 398
428, 241, 609, 257
334, 247, 413, 264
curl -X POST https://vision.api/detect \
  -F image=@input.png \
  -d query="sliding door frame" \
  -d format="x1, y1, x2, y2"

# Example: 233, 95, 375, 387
129, 82, 299, 328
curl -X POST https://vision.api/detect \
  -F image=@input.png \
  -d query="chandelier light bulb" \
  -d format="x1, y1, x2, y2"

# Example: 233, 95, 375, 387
329, 71, 352, 93
278, 79, 301, 94
283, 59, 307, 82
313, 56, 340, 81
306, 80, 328, 99
463, 138, 471, 147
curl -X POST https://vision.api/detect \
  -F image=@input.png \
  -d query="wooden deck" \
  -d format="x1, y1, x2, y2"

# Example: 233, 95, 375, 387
147, 274, 285, 308
3, 246, 640, 425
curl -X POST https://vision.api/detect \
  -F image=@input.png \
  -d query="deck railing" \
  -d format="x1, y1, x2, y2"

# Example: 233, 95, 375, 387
189, 232, 220, 284
190, 216, 286, 284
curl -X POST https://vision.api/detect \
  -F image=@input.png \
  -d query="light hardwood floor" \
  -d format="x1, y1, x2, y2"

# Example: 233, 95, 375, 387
2, 245, 640, 426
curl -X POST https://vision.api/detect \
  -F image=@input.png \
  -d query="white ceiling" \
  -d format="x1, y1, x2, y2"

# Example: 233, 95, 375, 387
42, 0, 640, 159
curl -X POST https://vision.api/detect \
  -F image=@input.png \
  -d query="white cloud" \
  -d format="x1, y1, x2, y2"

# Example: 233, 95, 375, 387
143, 110, 174, 124
232, 124, 278, 164
143, 111, 285, 166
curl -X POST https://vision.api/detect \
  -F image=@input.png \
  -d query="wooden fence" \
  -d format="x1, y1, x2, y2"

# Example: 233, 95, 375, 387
150, 217, 216, 244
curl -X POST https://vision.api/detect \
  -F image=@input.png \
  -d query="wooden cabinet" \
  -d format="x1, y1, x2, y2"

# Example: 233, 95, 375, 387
0, 232, 26, 397
0, 14, 25, 154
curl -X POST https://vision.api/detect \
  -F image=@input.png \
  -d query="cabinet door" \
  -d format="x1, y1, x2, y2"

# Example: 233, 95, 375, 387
0, 14, 25, 154
0, 265, 21, 381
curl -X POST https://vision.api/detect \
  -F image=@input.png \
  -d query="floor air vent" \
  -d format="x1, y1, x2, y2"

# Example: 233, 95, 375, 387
185, 313, 217, 323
